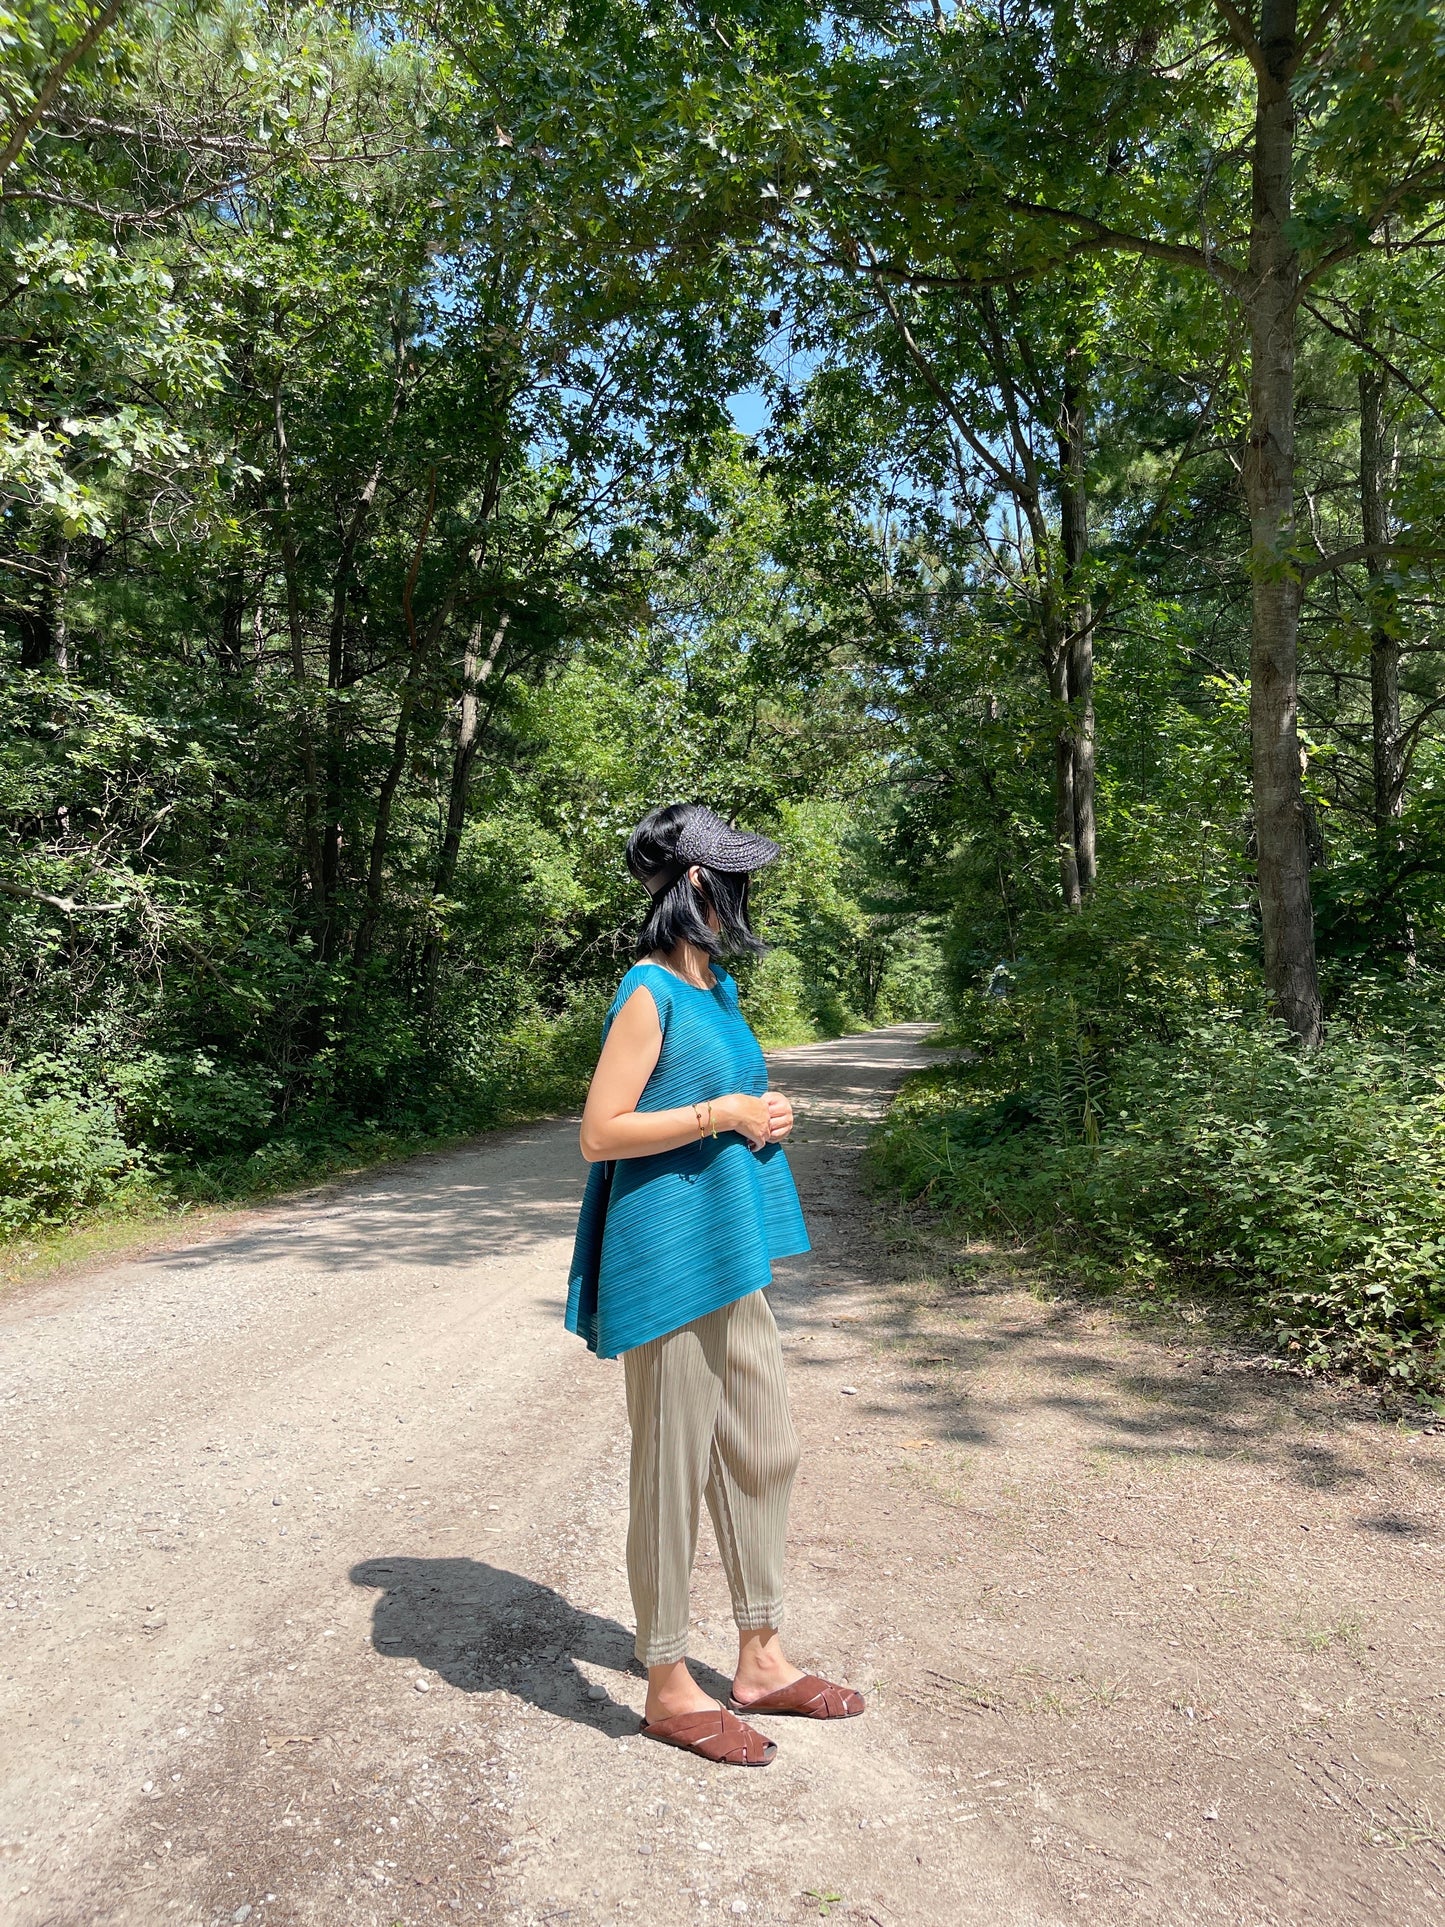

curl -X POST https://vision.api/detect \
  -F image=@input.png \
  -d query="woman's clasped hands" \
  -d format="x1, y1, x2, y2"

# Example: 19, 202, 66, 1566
717, 1089, 794, 1151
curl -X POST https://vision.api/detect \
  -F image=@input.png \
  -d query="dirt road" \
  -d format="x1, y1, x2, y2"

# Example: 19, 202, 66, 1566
2, 1024, 1443, 1927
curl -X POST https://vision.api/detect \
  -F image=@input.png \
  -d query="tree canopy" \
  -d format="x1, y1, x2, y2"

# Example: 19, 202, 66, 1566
4, 0, 1445, 1386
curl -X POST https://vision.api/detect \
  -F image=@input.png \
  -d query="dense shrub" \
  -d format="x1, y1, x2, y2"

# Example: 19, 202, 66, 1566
1101, 1026, 1445, 1383
1, 646, 936, 1238
874, 906, 1445, 1394
110, 1051, 279, 1158
0, 1075, 142, 1230
163, 992, 610, 1205
0, 994, 615, 1234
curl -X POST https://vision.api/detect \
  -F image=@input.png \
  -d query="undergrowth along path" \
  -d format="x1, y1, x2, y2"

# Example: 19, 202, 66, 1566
0, 1024, 1441, 1926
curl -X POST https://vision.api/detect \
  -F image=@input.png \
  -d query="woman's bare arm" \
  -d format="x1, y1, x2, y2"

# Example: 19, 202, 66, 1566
578, 986, 779, 1162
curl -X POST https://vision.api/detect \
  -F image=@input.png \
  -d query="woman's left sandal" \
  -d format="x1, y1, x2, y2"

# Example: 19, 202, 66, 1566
639, 1705, 777, 1766
730, 1674, 865, 1720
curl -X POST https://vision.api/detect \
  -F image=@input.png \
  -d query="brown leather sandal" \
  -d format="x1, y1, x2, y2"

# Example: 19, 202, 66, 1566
730, 1673, 865, 1720
638, 1705, 777, 1766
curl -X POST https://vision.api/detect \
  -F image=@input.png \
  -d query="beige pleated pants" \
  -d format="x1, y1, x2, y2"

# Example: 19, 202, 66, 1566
622, 1288, 801, 1668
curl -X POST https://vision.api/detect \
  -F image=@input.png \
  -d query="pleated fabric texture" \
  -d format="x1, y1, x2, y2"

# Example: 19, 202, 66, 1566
623, 1290, 801, 1666
565, 962, 810, 1359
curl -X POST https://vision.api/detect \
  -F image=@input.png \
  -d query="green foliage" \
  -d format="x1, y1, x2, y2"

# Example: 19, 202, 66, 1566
739, 949, 816, 1047
5, 0, 1445, 1410
747, 798, 944, 1039
0, 6, 944, 1238
0, 1073, 140, 1229
159, 991, 609, 1206
1100, 1019, 1445, 1386
876, 944, 1445, 1394
109, 1052, 278, 1159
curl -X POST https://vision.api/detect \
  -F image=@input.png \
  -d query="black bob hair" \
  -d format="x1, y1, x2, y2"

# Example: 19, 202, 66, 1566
626, 802, 765, 961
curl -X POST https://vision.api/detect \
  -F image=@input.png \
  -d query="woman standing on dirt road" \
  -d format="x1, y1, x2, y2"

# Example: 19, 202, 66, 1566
565, 801, 865, 1768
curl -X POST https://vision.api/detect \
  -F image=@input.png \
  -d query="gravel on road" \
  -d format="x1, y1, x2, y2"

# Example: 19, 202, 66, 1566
2, 1022, 1442, 1927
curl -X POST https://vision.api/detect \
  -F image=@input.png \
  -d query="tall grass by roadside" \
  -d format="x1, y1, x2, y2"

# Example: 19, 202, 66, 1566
873, 952, 1445, 1397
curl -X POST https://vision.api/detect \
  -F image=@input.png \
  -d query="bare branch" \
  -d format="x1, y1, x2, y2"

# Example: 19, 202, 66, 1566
0, 0, 125, 182
998, 198, 1247, 295
860, 240, 1025, 499
1300, 540, 1445, 582
0, 877, 125, 915
1401, 692, 1445, 760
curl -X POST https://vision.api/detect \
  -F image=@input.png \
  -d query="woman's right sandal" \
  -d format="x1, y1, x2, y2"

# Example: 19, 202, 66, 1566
638, 1704, 776, 1766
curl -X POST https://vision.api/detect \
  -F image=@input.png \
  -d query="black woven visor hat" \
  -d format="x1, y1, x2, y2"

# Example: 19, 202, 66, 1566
638, 807, 782, 898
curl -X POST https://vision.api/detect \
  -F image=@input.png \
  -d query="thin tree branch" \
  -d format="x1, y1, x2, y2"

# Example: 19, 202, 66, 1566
861, 241, 1025, 498
1400, 692, 1445, 760
0, 0, 124, 182
1296, 0, 1349, 66
401, 467, 437, 656
0, 877, 124, 915
1302, 298, 1445, 431
1299, 158, 1445, 297
998, 199, 1247, 295
1300, 540, 1445, 582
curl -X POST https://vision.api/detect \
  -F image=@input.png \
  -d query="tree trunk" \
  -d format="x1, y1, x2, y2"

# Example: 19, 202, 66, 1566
272, 375, 324, 897
1359, 363, 1403, 828
318, 361, 407, 948
220, 573, 244, 673
51, 537, 69, 674
318, 455, 386, 947
419, 607, 511, 1002
278, 526, 324, 897
23, 535, 73, 672
1067, 622, 1095, 891
353, 476, 438, 972
1057, 363, 1096, 893
19, 585, 57, 668
1047, 595, 1083, 913
1243, 0, 1322, 1045
352, 666, 420, 973
870, 273, 1092, 915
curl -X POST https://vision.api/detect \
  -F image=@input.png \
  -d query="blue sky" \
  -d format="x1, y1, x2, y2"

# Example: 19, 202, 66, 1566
728, 386, 771, 439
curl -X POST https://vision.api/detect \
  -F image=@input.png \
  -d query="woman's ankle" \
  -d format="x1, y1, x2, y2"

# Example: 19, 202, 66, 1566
733, 1627, 802, 1694
644, 1657, 715, 1720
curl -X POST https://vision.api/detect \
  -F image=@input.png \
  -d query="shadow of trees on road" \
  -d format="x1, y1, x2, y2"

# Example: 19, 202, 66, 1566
774, 1209, 1438, 1532
161, 1132, 584, 1279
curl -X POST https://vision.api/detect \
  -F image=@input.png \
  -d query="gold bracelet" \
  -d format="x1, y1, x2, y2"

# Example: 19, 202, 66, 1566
707, 1101, 717, 1139
693, 1102, 706, 1139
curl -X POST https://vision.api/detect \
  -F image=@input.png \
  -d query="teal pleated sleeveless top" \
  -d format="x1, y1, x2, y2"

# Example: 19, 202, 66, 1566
565, 961, 810, 1358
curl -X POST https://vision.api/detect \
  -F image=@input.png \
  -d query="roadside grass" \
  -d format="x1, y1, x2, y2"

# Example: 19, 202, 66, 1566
867, 1036, 1445, 1408
859, 1185, 1445, 1448
1296, 1615, 1365, 1655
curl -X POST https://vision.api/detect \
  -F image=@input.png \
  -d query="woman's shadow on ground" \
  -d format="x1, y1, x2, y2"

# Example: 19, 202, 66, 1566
350, 1556, 732, 1736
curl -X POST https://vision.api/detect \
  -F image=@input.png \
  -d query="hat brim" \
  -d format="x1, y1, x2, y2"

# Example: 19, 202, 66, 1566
675, 825, 781, 873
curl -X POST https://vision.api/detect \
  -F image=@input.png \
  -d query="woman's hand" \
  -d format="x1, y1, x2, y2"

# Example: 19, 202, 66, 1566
763, 1090, 794, 1142
718, 1093, 771, 1150
714, 1091, 794, 1150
